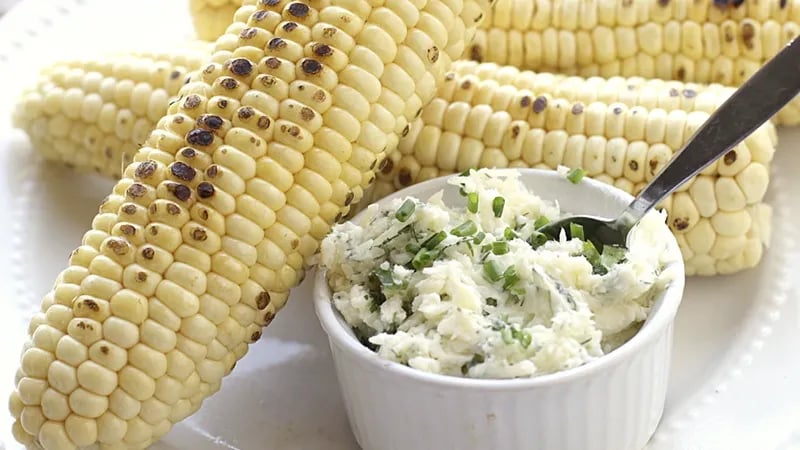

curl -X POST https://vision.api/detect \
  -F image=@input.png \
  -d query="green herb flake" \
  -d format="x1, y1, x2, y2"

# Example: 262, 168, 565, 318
569, 222, 585, 241
451, 220, 477, 237
533, 216, 550, 229
366, 272, 388, 312
411, 249, 436, 270
405, 242, 421, 254
600, 245, 627, 268
459, 168, 474, 177
422, 231, 447, 250
473, 231, 486, 245
566, 167, 587, 184
528, 231, 549, 248
491, 241, 509, 255
395, 199, 416, 222
502, 265, 520, 290
582, 240, 608, 275
504, 227, 517, 240
467, 192, 479, 213
483, 260, 503, 282
486, 297, 498, 307
492, 196, 505, 218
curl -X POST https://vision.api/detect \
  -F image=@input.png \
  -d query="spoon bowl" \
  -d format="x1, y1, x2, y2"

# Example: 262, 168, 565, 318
538, 213, 631, 249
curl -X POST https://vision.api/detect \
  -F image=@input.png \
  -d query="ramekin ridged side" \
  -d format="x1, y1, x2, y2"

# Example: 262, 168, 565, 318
314, 169, 685, 450
317, 269, 678, 450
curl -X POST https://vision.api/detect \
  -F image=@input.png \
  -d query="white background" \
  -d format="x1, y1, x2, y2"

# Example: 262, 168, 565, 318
0, 1, 799, 449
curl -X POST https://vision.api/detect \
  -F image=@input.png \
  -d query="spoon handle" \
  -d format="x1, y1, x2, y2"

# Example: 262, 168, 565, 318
619, 36, 800, 226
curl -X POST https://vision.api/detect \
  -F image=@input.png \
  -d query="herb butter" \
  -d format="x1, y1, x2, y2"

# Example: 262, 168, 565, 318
320, 169, 676, 379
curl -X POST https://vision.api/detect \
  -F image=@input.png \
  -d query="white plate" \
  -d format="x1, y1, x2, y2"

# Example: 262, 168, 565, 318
0, 1, 799, 449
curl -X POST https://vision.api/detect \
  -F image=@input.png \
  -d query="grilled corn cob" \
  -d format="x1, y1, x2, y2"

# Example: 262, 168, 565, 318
12, 46, 210, 178
15, 49, 741, 181
449, 60, 738, 114
367, 63, 775, 276
15, 51, 765, 275
464, 0, 800, 125
9, 0, 488, 447
190, 0, 242, 41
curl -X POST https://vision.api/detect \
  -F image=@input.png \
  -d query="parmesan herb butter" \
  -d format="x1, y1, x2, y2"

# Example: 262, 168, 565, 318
320, 169, 676, 379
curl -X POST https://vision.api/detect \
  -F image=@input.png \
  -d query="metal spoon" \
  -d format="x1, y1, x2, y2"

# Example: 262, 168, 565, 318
538, 35, 800, 249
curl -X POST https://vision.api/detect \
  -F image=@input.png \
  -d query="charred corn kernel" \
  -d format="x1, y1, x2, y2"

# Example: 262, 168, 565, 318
13, 45, 210, 178
464, 0, 800, 125
365, 62, 775, 277
12, 0, 487, 448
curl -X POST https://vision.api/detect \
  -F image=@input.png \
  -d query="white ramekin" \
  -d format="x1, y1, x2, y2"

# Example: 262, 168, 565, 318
314, 169, 686, 450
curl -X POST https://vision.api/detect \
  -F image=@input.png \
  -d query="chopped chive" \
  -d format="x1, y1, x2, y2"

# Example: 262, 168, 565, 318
405, 242, 421, 254
486, 297, 498, 307
467, 192, 479, 213
504, 227, 517, 240
502, 265, 519, 290
566, 167, 587, 184
582, 240, 601, 263
395, 199, 415, 222
458, 187, 468, 197
528, 231, 549, 248
492, 241, 509, 255
483, 260, 503, 282
473, 231, 486, 244
459, 168, 474, 177
411, 249, 436, 270
569, 222, 585, 241
366, 271, 388, 312
582, 241, 607, 275
510, 327, 521, 340
519, 331, 532, 349
421, 231, 447, 250
451, 220, 477, 237
492, 196, 505, 218
533, 216, 550, 229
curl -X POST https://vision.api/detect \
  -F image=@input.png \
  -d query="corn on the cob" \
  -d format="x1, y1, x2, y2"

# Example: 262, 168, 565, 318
15, 49, 771, 277
12, 46, 210, 178
464, 0, 800, 125
190, 0, 242, 41
9, 0, 488, 447
15, 47, 743, 181
449, 60, 738, 114
366, 63, 776, 276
